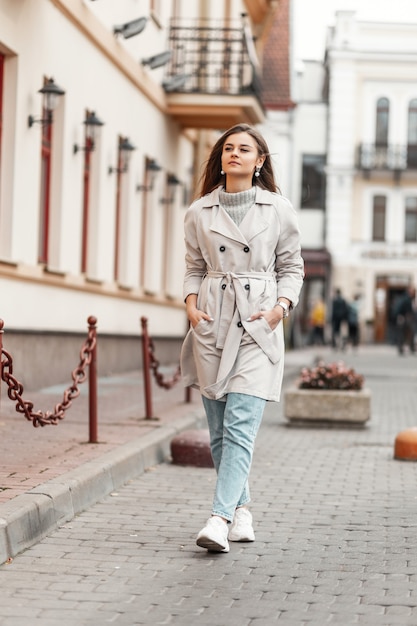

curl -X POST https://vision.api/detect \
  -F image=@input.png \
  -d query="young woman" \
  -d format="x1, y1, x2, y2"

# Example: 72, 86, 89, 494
180, 123, 304, 553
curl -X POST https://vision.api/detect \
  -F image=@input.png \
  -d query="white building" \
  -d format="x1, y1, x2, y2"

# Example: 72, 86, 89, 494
0, 0, 277, 388
325, 11, 417, 343
263, 4, 417, 344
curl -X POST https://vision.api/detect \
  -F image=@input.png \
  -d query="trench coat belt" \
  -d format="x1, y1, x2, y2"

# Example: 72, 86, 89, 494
205, 270, 276, 350
202, 271, 279, 397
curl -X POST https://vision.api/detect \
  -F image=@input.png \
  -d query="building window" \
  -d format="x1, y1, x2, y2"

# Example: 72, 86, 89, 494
80, 134, 93, 274
301, 155, 325, 209
113, 141, 124, 281
38, 104, 52, 264
407, 99, 417, 169
405, 196, 417, 242
139, 159, 152, 288
375, 97, 389, 146
0, 54, 3, 177
372, 195, 386, 241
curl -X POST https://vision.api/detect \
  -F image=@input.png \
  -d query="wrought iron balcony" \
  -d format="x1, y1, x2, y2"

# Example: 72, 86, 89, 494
357, 143, 417, 178
163, 18, 265, 129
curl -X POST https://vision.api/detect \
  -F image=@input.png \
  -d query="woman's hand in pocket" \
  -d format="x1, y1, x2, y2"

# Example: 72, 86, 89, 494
185, 294, 214, 328
246, 307, 283, 330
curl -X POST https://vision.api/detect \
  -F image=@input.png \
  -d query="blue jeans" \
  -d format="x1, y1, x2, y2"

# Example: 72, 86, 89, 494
202, 393, 266, 522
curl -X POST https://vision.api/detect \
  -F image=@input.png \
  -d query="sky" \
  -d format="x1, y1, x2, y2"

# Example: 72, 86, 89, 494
293, 0, 417, 60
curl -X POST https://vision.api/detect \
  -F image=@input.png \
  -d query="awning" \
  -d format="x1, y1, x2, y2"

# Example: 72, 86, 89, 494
301, 248, 331, 278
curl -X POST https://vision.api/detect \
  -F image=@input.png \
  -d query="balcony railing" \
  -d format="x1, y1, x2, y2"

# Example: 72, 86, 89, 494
163, 18, 262, 99
357, 143, 417, 173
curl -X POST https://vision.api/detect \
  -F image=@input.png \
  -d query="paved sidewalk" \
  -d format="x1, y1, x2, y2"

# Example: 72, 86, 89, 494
1, 344, 417, 624
0, 368, 203, 504
0, 346, 308, 564
0, 362, 210, 564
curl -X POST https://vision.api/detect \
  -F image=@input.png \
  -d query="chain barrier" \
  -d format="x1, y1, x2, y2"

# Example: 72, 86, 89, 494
141, 316, 187, 420
0, 316, 97, 429
149, 341, 181, 390
141, 316, 181, 389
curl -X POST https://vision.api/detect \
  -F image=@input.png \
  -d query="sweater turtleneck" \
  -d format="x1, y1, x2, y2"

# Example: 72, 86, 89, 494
219, 186, 256, 226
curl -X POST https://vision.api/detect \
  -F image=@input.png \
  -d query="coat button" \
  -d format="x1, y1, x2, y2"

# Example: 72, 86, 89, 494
219, 245, 226, 252
237, 321, 243, 327
244, 284, 250, 290
243, 246, 250, 253
221, 284, 226, 290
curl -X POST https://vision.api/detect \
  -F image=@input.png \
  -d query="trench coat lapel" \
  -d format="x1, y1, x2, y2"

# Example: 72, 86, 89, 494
239, 206, 269, 243
239, 186, 276, 242
209, 207, 248, 245
202, 188, 248, 245
204, 186, 274, 244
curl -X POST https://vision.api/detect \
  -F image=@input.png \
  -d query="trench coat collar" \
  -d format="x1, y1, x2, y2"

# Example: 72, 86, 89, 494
203, 186, 274, 245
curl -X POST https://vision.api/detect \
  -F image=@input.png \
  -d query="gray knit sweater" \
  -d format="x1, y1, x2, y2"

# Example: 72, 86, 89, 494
219, 187, 256, 226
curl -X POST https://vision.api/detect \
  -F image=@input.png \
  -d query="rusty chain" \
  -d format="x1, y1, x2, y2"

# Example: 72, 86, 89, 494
147, 335, 181, 390
0, 320, 97, 428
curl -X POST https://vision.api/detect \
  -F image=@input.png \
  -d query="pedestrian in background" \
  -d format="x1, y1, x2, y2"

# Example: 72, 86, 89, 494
331, 288, 348, 350
346, 294, 361, 349
309, 296, 326, 345
394, 285, 416, 355
180, 123, 304, 553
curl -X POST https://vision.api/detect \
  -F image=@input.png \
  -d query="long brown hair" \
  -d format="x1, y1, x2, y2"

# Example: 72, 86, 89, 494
198, 123, 280, 197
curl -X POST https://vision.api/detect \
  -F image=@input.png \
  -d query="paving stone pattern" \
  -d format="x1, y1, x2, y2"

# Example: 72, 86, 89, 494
1, 346, 417, 625
0, 370, 199, 503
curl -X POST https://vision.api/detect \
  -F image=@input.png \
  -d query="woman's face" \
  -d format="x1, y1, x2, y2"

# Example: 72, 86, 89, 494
220, 132, 264, 180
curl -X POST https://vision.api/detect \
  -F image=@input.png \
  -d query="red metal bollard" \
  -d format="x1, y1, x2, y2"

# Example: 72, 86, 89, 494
88, 316, 98, 443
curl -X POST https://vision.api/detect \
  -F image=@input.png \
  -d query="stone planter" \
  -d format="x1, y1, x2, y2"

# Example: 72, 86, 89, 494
284, 387, 371, 425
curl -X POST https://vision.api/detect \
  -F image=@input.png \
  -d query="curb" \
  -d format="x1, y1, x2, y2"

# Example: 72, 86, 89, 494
0, 410, 205, 565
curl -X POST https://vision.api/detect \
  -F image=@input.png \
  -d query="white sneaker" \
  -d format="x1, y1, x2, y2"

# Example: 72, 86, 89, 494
196, 516, 230, 552
228, 507, 255, 542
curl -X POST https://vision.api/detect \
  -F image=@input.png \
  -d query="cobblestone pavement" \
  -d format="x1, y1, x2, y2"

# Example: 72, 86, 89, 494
1, 345, 417, 625
0, 368, 202, 503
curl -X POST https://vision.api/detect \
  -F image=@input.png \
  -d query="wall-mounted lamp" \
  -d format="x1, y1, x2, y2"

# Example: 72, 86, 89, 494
142, 50, 172, 70
28, 78, 65, 128
73, 111, 104, 154
136, 159, 162, 192
113, 16, 147, 39
162, 74, 190, 93
108, 137, 136, 175
160, 174, 182, 204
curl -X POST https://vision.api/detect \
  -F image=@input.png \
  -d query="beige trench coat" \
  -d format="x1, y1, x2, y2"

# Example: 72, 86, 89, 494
180, 186, 304, 402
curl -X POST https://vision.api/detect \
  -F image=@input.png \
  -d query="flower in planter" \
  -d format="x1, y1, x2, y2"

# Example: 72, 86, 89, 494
298, 360, 364, 391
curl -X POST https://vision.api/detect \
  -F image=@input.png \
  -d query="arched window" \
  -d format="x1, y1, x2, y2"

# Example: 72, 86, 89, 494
375, 97, 389, 146
407, 99, 417, 168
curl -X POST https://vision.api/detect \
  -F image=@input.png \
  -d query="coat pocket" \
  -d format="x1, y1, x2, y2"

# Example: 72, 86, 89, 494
192, 319, 214, 337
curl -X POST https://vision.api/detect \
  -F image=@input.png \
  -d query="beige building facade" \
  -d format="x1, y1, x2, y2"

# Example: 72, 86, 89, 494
0, 0, 278, 387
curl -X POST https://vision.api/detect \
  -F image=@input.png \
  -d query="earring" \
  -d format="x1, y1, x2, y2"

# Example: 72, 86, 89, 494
254, 166, 261, 178
221, 169, 225, 175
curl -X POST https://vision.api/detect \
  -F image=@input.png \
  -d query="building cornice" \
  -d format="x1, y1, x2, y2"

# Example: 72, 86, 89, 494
49, 0, 167, 114
0, 261, 184, 309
